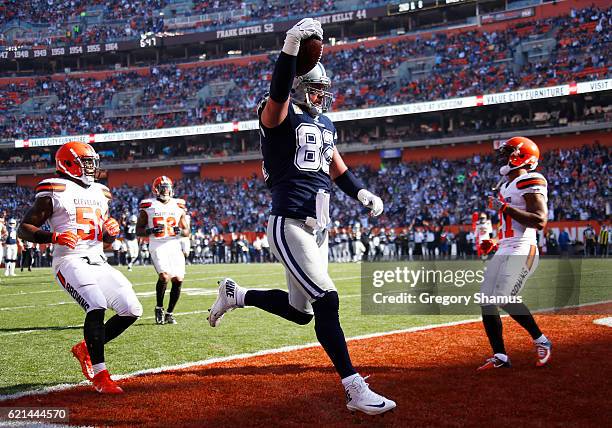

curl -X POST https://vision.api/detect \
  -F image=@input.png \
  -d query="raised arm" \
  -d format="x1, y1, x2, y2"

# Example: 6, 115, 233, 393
260, 18, 322, 128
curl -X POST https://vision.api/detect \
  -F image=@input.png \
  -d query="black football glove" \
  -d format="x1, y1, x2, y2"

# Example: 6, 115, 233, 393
172, 226, 182, 235
146, 225, 165, 235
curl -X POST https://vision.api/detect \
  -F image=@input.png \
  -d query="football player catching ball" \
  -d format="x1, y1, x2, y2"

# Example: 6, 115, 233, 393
207, 18, 395, 415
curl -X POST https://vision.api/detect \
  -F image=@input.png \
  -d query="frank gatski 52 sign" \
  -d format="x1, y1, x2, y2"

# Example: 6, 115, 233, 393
0, 6, 386, 61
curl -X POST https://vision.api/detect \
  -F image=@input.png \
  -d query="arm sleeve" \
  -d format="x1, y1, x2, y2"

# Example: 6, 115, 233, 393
334, 169, 365, 201
269, 52, 297, 103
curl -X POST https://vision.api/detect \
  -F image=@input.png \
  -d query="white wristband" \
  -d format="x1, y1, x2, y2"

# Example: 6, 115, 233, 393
282, 36, 300, 56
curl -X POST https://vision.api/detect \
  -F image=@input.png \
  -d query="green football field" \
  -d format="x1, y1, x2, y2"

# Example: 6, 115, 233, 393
0, 259, 609, 396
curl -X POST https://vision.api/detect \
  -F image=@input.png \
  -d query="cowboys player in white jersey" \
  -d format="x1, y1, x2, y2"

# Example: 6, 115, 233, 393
478, 137, 552, 370
207, 18, 395, 415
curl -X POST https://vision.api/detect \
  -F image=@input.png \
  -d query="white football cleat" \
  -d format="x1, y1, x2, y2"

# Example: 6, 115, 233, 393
345, 376, 396, 415
207, 278, 241, 327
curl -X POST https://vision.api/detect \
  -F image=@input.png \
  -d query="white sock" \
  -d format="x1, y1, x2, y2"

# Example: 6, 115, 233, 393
92, 362, 107, 376
10, 263, 15, 275
341, 373, 361, 388
235, 286, 247, 307
494, 353, 508, 362
534, 334, 549, 344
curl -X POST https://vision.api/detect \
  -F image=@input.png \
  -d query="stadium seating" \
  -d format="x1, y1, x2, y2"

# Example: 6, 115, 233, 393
1, 144, 608, 231
0, 5, 609, 140
0, 0, 381, 47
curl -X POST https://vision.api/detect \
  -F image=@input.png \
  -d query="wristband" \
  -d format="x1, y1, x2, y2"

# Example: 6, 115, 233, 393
35, 230, 53, 244
334, 169, 365, 200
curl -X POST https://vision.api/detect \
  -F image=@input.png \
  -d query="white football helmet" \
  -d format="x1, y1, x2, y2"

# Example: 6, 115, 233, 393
292, 62, 333, 116
129, 214, 138, 224
8, 218, 17, 227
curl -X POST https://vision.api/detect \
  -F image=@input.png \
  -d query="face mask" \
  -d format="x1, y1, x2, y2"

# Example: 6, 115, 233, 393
499, 165, 511, 176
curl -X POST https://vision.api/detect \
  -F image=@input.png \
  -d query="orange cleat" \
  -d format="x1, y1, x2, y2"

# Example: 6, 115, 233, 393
71, 340, 94, 381
92, 370, 124, 394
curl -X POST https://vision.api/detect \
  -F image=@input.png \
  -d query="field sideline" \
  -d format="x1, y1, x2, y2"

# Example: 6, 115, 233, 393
0, 259, 609, 399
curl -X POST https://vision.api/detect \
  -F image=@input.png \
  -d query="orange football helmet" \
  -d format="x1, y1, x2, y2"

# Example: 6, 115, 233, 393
153, 176, 173, 202
55, 141, 99, 186
497, 136, 540, 173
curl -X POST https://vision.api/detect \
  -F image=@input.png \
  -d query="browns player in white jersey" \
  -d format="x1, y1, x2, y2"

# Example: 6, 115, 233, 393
477, 136, 552, 370
136, 176, 189, 325
0, 217, 5, 278
475, 213, 494, 258
18, 141, 142, 394
3, 218, 18, 277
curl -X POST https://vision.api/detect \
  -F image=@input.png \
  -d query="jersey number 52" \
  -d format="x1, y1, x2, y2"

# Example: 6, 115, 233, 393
152, 216, 177, 237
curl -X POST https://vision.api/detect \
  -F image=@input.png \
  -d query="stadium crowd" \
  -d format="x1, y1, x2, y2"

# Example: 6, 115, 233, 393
1, 143, 608, 232
0, 5, 609, 140
0, 0, 382, 48
2, 143, 609, 266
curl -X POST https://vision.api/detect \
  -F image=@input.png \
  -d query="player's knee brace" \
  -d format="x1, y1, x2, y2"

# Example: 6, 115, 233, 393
501, 302, 531, 316
84, 308, 106, 360
481, 304, 499, 317
287, 306, 313, 325
84, 308, 105, 329
312, 291, 340, 321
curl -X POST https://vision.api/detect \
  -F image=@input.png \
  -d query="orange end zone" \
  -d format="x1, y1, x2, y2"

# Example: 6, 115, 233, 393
2, 314, 610, 427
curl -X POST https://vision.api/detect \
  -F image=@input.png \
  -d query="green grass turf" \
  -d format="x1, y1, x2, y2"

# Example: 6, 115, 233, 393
0, 259, 609, 395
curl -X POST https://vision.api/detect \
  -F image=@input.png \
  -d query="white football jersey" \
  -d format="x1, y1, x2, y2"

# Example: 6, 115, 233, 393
35, 177, 111, 259
497, 171, 548, 245
475, 220, 493, 243
139, 198, 186, 245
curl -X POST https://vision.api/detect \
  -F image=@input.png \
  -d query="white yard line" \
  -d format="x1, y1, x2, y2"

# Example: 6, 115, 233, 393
0, 317, 480, 402
593, 317, 612, 327
0, 276, 365, 311
0, 270, 288, 297
1, 298, 610, 401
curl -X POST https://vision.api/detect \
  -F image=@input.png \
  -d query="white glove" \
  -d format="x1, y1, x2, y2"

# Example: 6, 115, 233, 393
358, 189, 384, 217
282, 18, 323, 56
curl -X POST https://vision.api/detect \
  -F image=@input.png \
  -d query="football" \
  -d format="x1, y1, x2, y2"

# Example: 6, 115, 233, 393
296, 35, 323, 76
